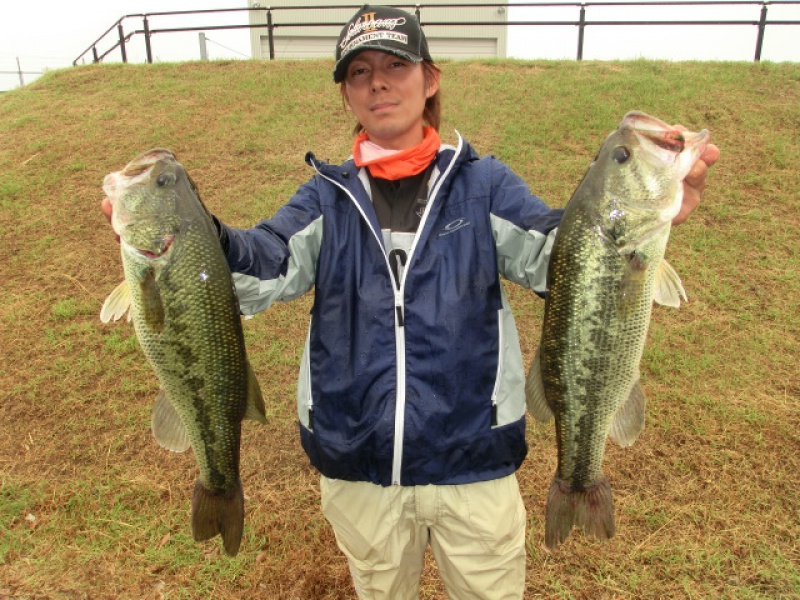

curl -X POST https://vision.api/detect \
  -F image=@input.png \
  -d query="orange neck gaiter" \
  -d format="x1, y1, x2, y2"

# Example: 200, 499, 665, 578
353, 127, 441, 181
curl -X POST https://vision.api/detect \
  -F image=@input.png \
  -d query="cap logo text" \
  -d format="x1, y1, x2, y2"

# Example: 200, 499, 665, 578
340, 12, 407, 51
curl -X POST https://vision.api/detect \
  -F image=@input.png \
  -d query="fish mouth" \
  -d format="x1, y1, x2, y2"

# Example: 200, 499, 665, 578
122, 149, 177, 177
636, 128, 686, 153
622, 111, 709, 171
623, 112, 687, 153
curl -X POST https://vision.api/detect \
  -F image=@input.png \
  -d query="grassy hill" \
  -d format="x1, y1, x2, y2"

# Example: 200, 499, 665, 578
1, 58, 798, 599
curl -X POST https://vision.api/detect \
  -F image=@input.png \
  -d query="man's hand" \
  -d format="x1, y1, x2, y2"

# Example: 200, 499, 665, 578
101, 196, 120, 243
673, 131, 720, 226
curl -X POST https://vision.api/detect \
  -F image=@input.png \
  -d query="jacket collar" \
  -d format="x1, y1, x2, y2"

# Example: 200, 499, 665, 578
305, 132, 477, 240
305, 131, 477, 183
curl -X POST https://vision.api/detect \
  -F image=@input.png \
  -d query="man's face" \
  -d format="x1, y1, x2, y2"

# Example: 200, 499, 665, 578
343, 50, 439, 150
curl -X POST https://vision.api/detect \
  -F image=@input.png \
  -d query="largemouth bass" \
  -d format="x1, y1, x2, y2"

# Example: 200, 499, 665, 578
526, 112, 709, 548
100, 149, 266, 556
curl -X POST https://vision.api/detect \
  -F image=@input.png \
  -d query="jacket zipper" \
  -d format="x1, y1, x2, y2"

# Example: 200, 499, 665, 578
391, 284, 407, 485
312, 139, 463, 485
389, 138, 461, 484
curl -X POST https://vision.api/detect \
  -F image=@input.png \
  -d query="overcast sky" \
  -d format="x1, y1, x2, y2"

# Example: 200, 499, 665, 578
1, 1, 798, 91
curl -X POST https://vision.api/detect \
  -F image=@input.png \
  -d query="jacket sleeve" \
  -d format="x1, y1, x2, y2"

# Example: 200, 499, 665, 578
487, 157, 564, 296
217, 177, 325, 316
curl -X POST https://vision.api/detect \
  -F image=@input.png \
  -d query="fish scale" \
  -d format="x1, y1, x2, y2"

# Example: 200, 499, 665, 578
543, 206, 659, 487
121, 180, 247, 491
102, 149, 266, 556
526, 112, 709, 548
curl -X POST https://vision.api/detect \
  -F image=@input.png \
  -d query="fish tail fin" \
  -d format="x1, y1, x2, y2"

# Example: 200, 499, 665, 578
191, 479, 244, 557
544, 475, 615, 549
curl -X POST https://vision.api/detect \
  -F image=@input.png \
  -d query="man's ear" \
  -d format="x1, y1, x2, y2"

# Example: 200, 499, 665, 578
425, 68, 440, 99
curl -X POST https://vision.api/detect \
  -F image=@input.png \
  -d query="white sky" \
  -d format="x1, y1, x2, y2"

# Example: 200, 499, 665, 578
1, 1, 798, 91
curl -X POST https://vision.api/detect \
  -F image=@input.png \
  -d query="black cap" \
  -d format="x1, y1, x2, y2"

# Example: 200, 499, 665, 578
333, 4, 433, 83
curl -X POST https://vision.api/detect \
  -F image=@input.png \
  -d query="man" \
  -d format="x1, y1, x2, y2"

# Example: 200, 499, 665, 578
102, 5, 719, 598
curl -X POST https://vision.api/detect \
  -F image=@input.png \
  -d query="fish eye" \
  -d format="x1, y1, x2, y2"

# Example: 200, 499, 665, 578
612, 147, 631, 164
156, 172, 177, 187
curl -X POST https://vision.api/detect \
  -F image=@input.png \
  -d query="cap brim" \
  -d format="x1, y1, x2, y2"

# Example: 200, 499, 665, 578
333, 46, 423, 83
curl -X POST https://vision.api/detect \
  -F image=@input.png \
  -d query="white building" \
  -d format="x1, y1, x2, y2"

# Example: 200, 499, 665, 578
247, 1, 508, 62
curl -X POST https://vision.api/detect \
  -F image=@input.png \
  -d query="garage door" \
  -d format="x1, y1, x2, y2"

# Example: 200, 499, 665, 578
428, 37, 498, 59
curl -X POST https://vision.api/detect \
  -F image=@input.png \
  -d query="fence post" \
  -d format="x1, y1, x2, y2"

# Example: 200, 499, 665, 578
267, 8, 275, 60
577, 4, 586, 60
199, 32, 208, 60
16, 57, 24, 86
754, 2, 768, 62
415, 5, 421, 22
92, 46, 99, 63
144, 16, 153, 64
118, 23, 128, 63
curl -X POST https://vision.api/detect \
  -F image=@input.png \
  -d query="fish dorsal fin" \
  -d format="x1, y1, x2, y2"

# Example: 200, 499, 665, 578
653, 259, 687, 308
100, 281, 133, 323
609, 375, 646, 447
243, 359, 267, 424
151, 388, 191, 452
525, 346, 554, 422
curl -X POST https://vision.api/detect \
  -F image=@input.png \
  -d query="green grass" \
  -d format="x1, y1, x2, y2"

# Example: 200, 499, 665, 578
0, 58, 798, 599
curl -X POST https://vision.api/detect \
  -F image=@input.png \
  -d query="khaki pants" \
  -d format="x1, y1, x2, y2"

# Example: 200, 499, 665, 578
320, 474, 526, 600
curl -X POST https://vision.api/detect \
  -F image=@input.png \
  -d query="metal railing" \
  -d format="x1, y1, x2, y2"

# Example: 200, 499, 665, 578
0, 69, 44, 85
0, 58, 44, 87
73, 1, 800, 66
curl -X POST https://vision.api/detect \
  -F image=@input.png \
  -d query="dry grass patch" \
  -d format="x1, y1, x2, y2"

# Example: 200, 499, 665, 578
1, 59, 798, 598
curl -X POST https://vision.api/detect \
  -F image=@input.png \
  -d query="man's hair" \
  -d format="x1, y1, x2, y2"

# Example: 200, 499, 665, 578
341, 61, 442, 136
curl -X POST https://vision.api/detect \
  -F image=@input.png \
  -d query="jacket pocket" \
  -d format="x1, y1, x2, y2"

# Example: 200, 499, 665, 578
491, 295, 527, 428
297, 320, 314, 431
490, 308, 505, 427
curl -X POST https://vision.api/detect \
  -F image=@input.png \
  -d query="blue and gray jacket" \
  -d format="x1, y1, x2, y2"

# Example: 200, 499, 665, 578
220, 134, 563, 487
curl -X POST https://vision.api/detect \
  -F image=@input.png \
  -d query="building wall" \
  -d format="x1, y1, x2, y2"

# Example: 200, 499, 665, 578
248, 1, 508, 61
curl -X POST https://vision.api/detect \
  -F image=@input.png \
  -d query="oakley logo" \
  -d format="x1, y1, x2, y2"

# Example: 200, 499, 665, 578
439, 218, 471, 237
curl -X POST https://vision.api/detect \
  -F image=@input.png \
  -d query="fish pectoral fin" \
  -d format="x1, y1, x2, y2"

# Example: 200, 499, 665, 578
100, 281, 133, 323
140, 269, 166, 331
653, 259, 687, 308
151, 388, 191, 452
608, 375, 646, 447
525, 346, 554, 422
